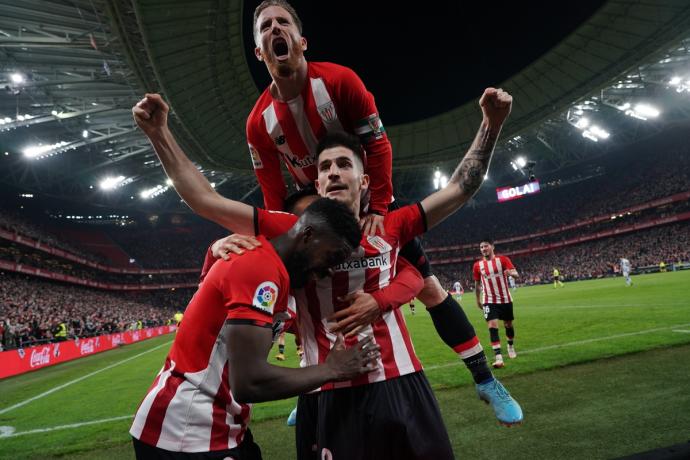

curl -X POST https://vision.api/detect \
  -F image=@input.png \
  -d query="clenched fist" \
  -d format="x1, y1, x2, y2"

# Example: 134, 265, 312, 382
479, 87, 513, 127
132, 93, 170, 136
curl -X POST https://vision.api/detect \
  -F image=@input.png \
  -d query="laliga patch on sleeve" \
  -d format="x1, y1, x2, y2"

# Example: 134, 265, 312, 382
249, 144, 263, 169
253, 281, 278, 314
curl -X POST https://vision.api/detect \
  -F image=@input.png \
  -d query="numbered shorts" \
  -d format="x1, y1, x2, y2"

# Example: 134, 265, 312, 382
483, 302, 514, 321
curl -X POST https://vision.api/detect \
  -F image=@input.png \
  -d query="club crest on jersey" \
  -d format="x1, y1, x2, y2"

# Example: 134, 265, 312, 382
366, 236, 392, 253
253, 281, 278, 314
317, 101, 338, 124
248, 145, 263, 169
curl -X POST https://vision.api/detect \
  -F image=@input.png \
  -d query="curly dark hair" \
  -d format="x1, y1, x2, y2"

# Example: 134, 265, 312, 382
302, 197, 361, 250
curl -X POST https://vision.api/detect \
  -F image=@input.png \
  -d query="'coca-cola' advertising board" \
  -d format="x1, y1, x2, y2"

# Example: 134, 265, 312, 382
0, 326, 176, 380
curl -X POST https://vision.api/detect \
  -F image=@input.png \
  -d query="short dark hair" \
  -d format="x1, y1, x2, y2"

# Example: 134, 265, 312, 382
253, 0, 303, 40
283, 184, 318, 213
302, 197, 361, 250
316, 132, 366, 171
480, 238, 494, 245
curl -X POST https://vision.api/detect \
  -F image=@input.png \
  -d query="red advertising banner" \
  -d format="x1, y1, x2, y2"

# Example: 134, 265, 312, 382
0, 325, 176, 380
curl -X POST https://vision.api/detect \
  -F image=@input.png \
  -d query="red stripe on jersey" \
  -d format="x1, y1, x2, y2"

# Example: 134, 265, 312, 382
453, 336, 480, 354
305, 282, 331, 367
138, 371, 185, 446
481, 260, 498, 304
234, 403, 251, 446
301, 80, 328, 143
393, 307, 422, 372
493, 258, 511, 303
209, 363, 231, 451
271, 102, 318, 187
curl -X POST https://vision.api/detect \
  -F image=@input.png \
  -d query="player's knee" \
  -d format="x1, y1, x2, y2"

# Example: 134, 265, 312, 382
487, 319, 498, 328
504, 320, 513, 328
418, 276, 447, 307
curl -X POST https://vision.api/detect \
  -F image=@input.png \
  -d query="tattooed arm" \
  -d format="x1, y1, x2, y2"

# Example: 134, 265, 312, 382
421, 87, 513, 229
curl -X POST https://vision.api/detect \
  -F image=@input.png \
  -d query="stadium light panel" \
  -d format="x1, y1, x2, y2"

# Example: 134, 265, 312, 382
633, 104, 660, 118
165, 178, 173, 186
23, 141, 69, 159
516, 157, 527, 168
582, 131, 599, 142
99, 175, 126, 190
669, 76, 681, 85
440, 176, 448, 188
10, 73, 24, 84
82, 130, 89, 138
588, 125, 610, 139
140, 184, 169, 199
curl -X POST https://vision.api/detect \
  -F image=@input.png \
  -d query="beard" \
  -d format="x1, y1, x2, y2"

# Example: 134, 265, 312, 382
284, 250, 310, 289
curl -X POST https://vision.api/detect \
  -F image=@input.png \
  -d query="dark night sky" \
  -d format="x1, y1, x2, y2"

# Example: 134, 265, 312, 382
243, 0, 607, 126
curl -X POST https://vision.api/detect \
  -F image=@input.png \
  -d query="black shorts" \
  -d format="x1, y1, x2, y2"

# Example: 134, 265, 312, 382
295, 392, 319, 460
132, 430, 262, 460
554, 275, 560, 281
389, 200, 433, 279
309, 372, 454, 460
483, 302, 514, 321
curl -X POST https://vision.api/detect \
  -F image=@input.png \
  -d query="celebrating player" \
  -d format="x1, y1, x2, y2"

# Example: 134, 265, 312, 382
474, 239, 519, 368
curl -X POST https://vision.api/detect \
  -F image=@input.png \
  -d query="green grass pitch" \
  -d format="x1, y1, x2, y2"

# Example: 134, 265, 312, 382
1, 271, 689, 459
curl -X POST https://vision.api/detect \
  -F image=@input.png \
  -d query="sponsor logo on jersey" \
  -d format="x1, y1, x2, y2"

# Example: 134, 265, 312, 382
317, 101, 338, 124
254, 281, 279, 314
249, 144, 263, 169
282, 152, 315, 170
333, 254, 391, 272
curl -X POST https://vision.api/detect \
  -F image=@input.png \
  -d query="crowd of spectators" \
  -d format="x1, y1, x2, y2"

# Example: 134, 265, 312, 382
423, 145, 690, 249
0, 272, 189, 351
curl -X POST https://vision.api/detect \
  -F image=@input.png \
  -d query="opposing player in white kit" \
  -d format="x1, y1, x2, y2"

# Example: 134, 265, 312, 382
620, 257, 633, 286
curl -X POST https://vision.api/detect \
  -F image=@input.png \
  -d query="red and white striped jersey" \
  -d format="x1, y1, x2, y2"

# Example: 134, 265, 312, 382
246, 61, 392, 214
473, 256, 515, 304
130, 236, 290, 452
255, 204, 426, 389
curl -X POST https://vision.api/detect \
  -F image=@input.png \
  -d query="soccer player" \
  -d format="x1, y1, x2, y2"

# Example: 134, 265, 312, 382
132, 84, 522, 458
474, 240, 519, 368
247, 0, 508, 423
659, 261, 667, 273
620, 257, 633, 286
408, 297, 416, 315
508, 275, 517, 291
129, 198, 380, 459
553, 267, 564, 288
451, 280, 464, 301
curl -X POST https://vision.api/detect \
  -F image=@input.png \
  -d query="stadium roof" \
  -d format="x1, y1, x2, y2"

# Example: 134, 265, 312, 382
2, 0, 690, 212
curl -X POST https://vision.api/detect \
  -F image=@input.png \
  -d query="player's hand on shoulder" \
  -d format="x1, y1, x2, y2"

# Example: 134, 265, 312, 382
325, 334, 380, 381
212, 234, 262, 261
359, 213, 385, 236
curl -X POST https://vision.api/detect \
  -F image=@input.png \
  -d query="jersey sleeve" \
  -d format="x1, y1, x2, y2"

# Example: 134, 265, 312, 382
473, 262, 481, 281
247, 114, 288, 211
384, 203, 427, 247
254, 208, 299, 238
501, 256, 515, 270
210, 251, 288, 327
335, 66, 392, 215
199, 241, 220, 283
370, 257, 423, 312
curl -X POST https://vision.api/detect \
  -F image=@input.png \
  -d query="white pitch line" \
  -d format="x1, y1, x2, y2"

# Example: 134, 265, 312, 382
0, 415, 132, 439
673, 330, 690, 333
425, 322, 690, 372
0, 339, 172, 415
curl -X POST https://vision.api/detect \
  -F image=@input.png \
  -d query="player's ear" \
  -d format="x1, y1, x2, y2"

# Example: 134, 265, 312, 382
254, 46, 263, 62
300, 225, 314, 245
301, 36, 308, 52
360, 173, 370, 191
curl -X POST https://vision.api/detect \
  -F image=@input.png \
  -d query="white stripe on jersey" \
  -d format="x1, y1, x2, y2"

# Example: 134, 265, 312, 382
129, 361, 175, 439
261, 103, 312, 185
287, 96, 319, 156
310, 77, 345, 132
383, 311, 415, 374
